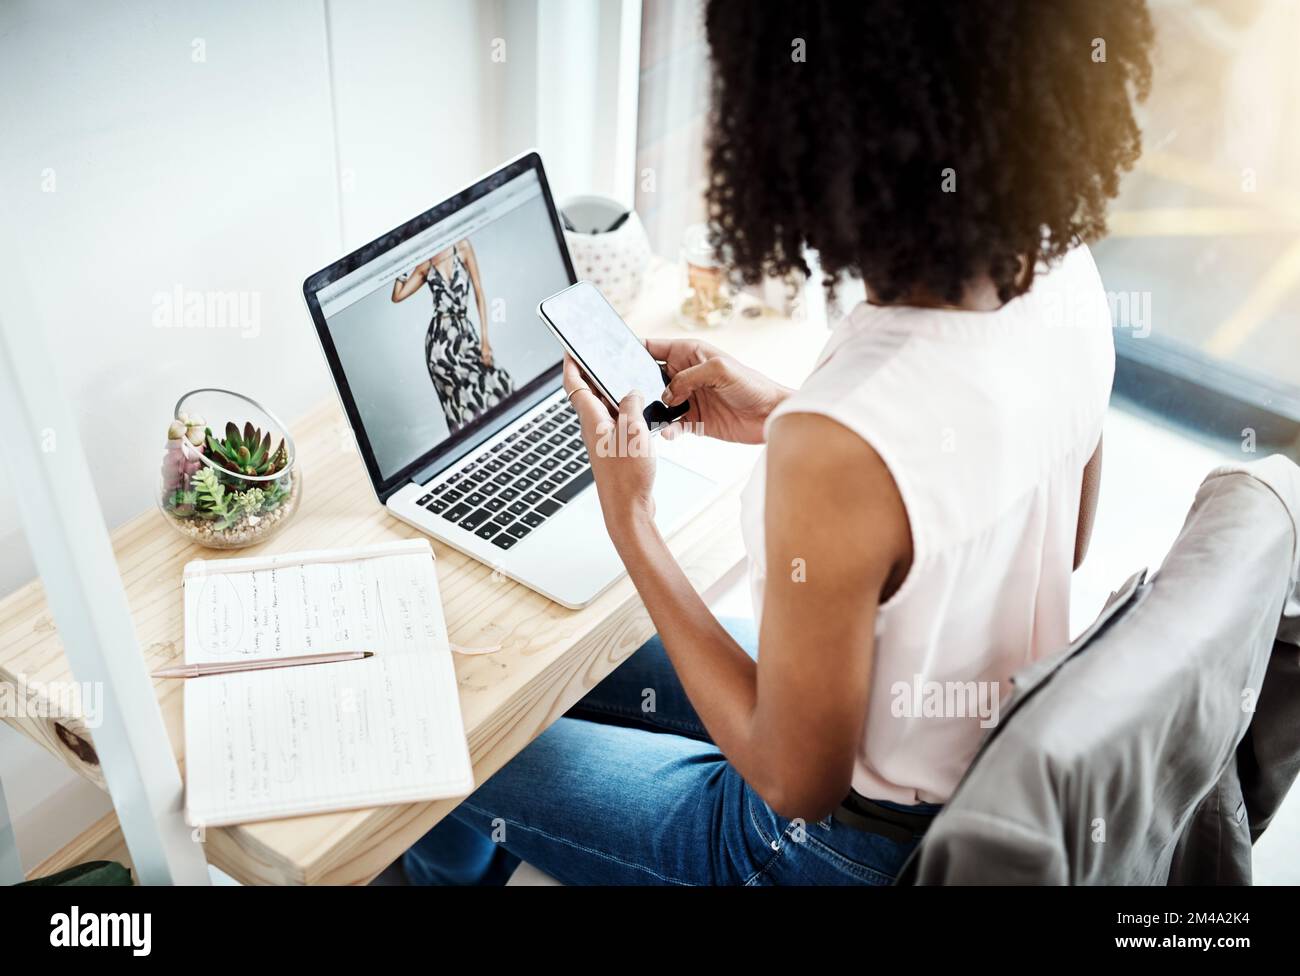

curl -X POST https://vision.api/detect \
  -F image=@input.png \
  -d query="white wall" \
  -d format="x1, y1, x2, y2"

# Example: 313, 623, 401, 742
325, 0, 496, 248
0, 0, 339, 598
0, 0, 635, 874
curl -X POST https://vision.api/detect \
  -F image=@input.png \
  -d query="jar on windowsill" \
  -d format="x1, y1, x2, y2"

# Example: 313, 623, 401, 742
677, 223, 736, 329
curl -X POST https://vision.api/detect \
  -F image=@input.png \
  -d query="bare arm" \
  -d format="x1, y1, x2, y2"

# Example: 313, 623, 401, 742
391, 260, 430, 302
577, 382, 911, 820
1074, 434, 1103, 570
745, 414, 912, 816
459, 241, 490, 351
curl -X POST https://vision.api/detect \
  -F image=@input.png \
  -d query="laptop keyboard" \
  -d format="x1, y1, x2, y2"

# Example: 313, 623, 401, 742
412, 398, 593, 551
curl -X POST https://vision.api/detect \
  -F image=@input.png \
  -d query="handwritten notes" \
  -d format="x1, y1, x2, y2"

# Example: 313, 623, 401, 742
181, 541, 473, 827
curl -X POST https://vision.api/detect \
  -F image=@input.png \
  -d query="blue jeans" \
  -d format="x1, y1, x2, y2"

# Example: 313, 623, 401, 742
403, 619, 938, 885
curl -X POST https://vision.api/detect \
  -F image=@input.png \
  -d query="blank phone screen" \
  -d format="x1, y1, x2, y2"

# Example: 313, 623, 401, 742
540, 282, 667, 407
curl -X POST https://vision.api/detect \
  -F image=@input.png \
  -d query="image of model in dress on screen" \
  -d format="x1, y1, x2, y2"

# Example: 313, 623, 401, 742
391, 237, 514, 432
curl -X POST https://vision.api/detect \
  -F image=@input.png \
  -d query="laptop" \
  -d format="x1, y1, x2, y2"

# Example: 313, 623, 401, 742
303, 152, 726, 608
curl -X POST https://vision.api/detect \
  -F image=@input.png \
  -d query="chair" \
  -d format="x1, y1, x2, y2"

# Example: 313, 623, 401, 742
898, 455, 1300, 884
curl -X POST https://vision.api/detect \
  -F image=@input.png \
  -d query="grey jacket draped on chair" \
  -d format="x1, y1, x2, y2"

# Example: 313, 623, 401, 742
898, 455, 1300, 884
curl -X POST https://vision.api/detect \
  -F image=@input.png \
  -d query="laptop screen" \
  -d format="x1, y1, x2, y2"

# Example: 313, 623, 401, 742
305, 156, 573, 496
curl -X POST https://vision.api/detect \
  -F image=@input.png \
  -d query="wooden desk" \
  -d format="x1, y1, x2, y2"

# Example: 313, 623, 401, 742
0, 262, 827, 884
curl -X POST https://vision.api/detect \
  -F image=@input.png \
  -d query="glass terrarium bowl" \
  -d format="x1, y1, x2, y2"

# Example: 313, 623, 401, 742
157, 389, 303, 550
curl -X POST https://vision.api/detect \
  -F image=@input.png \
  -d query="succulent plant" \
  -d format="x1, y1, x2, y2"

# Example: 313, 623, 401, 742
206, 421, 287, 478
165, 487, 199, 517
192, 467, 238, 527
235, 487, 266, 514
260, 478, 290, 511
186, 468, 287, 529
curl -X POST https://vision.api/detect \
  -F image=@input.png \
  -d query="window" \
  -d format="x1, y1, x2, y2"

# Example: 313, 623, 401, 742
1091, 0, 1300, 455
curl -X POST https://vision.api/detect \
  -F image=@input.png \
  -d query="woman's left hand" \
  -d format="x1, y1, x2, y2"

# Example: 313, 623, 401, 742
480, 342, 495, 367
562, 355, 656, 539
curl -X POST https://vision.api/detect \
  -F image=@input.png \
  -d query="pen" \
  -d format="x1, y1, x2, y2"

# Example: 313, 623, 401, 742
151, 650, 374, 679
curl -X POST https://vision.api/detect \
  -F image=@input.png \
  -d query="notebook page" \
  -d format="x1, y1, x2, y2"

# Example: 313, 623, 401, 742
182, 543, 473, 826
182, 541, 439, 665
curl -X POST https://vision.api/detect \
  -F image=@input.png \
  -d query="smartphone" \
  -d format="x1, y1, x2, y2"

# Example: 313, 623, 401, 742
537, 281, 691, 430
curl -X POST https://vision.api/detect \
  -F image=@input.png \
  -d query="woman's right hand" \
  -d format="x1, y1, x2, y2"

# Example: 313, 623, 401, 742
645, 337, 792, 444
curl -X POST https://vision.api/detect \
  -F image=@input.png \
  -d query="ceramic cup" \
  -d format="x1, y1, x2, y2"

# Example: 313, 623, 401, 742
560, 195, 652, 316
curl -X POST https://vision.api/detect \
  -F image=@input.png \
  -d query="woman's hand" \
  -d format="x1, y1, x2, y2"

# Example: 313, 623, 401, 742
480, 341, 495, 368
645, 338, 793, 444
563, 356, 656, 540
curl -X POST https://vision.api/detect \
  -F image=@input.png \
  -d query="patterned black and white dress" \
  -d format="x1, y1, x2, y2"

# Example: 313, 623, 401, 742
423, 251, 514, 431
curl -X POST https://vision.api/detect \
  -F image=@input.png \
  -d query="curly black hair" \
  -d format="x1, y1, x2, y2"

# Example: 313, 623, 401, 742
703, 0, 1154, 305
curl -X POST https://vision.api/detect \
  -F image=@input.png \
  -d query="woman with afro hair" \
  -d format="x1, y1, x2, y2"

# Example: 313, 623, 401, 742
405, 0, 1154, 885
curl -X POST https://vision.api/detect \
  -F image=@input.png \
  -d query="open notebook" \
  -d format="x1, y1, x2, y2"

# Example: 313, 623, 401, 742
180, 539, 474, 827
